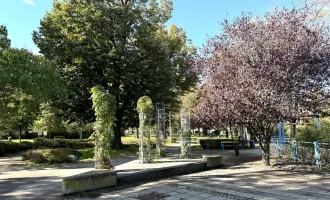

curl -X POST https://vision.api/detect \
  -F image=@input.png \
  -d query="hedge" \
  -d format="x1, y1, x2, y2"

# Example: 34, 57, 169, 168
33, 138, 94, 149
0, 141, 21, 155
27, 148, 82, 164
0, 139, 95, 156
197, 139, 222, 149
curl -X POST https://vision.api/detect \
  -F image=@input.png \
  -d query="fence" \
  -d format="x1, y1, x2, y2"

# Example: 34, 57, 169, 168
270, 138, 330, 167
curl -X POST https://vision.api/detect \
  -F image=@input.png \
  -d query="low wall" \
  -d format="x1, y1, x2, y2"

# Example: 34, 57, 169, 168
62, 170, 117, 194
62, 159, 220, 194
117, 162, 206, 186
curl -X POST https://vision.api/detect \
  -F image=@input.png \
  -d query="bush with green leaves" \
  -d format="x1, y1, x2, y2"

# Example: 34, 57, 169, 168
91, 86, 117, 169
33, 138, 60, 148
0, 145, 5, 156
198, 138, 222, 149
33, 138, 94, 149
27, 148, 81, 164
137, 96, 155, 163
0, 141, 21, 154
295, 118, 330, 143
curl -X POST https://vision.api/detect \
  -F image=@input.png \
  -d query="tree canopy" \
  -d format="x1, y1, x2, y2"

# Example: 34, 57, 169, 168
195, 6, 330, 165
33, 0, 197, 148
0, 25, 63, 136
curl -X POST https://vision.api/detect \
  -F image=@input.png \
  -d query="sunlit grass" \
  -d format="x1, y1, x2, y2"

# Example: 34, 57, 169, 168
78, 146, 138, 162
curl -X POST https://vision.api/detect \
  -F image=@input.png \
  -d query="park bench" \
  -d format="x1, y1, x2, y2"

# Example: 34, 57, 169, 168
54, 136, 65, 140
220, 141, 244, 150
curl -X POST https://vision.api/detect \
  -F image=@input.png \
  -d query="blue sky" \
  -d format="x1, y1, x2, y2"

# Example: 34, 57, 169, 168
0, 0, 294, 52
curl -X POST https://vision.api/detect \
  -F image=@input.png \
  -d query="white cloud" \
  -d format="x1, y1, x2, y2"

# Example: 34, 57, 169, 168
23, 0, 35, 5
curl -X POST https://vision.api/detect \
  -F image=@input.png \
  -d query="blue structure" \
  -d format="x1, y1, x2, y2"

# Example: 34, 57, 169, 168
277, 140, 281, 157
277, 121, 286, 144
292, 140, 298, 161
221, 143, 225, 150
314, 141, 321, 167
317, 115, 321, 129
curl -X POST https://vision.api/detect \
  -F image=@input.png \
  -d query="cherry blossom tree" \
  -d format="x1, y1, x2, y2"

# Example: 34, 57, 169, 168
195, 6, 330, 165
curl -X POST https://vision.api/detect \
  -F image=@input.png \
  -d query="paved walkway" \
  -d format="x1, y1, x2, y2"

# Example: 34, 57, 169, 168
66, 158, 330, 200
2, 147, 330, 200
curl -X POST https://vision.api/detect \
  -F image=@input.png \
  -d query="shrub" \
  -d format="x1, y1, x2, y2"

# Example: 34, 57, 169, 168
210, 130, 220, 137
197, 139, 222, 149
0, 145, 4, 156
27, 148, 81, 164
33, 138, 94, 149
88, 134, 95, 141
19, 141, 35, 151
0, 141, 21, 154
56, 139, 94, 149
295, 118, 330, 143
33, 138, 60, 148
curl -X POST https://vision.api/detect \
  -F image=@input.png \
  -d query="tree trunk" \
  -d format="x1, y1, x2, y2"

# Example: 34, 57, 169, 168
229, 125, 239, 156
113, 109, 123, 149
225, 129, 229, 138
198, 127, 201, 137
291, 119, 296, 139
19, 127, 22, 143
135, 128, 139, 138
202, 127, 207, 136
261, 136, 271, 166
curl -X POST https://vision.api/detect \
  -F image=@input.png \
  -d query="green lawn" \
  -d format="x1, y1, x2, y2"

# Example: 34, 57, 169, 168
78, 146, 138, 162
1, 139, 34, 143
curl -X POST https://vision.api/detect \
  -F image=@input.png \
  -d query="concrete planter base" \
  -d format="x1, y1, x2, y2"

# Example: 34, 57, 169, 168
202, 155, 223, 168
62, 170, 117, 194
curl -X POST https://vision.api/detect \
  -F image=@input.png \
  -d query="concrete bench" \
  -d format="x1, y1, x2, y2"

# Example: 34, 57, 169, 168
62, 170, 117, 194
202, 155, 223, 168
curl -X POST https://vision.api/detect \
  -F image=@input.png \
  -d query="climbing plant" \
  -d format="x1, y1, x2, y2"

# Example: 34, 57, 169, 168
91, 86, 117, 169
180, 109, 191, 159
137, 96, 154, 163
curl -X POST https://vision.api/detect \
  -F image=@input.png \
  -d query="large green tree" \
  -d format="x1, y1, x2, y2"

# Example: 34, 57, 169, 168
33, 0, 197, 149
0, 25, 62, 138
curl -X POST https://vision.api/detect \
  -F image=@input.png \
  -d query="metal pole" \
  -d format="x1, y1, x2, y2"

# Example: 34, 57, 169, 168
169, 112, 172, 143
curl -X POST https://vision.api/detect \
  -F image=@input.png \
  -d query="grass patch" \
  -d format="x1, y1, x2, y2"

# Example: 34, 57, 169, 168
1, 139, 34, 143
191, 144, 203, 150
78, 146, 138, 162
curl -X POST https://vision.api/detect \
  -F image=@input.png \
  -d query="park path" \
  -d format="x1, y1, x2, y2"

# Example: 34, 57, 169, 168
2, 147, 330, 200
0, 146, 247, 200
65, 155, 330, 200
0, 155, 137, 200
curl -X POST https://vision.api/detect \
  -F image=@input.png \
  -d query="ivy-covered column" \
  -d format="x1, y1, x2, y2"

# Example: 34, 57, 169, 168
91, 86, 117, 169
156, 102, 166, 157
137, 96, 154, 163
180, 109, 191, 159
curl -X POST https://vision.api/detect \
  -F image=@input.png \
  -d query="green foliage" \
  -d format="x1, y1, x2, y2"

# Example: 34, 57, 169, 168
0, 141, 20, 154
0, 25, 10, 50
19, 141, 35, 151
137, 96, 155, 163
27, 148, 81, 164
33, 0, 197, 150
0, 25, 63, 135
296, 118, 330, 142
78, 145, 138, 161
91, 86, 117, 169
33, 138, 60, 148
0, 145, 4, 156
34, 103, 65, 134
33, 138, 94, 149
55, 139, 94, 149
197, 139, 223, 149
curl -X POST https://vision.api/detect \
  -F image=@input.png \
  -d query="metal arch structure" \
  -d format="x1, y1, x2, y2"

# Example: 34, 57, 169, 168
180, 108, 192, 159
156, 102, 166, 157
